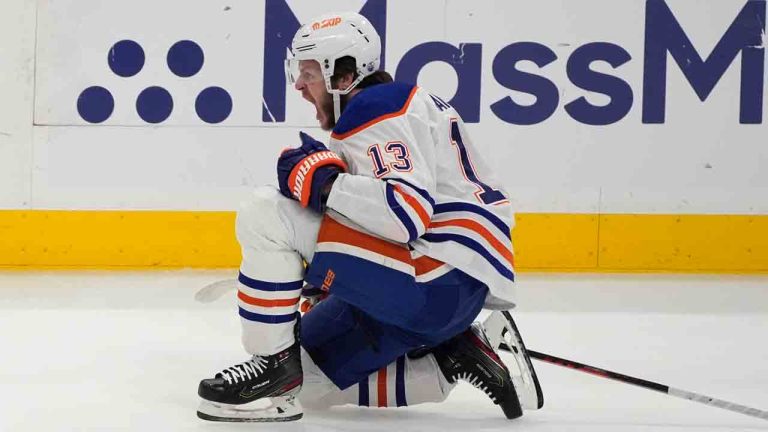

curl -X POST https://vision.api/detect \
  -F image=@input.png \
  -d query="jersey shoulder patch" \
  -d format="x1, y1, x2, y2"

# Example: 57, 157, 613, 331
331, 82, 418, 140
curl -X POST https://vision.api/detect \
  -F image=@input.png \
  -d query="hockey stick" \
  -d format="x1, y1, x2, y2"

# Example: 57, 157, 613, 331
499, 346, 768, 421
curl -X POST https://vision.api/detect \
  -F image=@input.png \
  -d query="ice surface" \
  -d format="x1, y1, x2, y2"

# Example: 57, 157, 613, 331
1, 271, 766, 431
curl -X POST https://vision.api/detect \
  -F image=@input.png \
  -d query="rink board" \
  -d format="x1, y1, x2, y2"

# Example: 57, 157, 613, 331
1, 0, 767, 271
2, 210, 768, 272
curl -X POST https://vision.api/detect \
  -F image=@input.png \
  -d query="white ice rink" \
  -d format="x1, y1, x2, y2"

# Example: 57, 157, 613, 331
1, 271, 767, 431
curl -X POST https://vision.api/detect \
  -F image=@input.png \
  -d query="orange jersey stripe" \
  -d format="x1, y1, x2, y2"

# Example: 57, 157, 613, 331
414, 255, 444, 276
377, 367, 388, 407
331, 86, 419, 140
318, 216, 412, 264
393, 185, 431, 229
430, 218, 515, 267
237, 291, 300, 308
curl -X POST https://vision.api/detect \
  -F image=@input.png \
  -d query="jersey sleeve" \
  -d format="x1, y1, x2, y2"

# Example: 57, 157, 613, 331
325, 113, 437, 244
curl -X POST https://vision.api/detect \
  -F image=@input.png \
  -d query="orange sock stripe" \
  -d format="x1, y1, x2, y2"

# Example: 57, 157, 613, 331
377, 367, 388, 407
237, 291, 300, 308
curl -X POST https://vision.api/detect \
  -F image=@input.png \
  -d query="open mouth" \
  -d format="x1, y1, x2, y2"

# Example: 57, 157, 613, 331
302, 93, 321, 121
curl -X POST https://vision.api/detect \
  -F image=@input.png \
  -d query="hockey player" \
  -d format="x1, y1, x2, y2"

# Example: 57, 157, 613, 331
197, 12, 543, 422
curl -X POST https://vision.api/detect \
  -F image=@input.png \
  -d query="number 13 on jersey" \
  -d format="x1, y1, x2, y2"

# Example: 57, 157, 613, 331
366, 120, 507, 206
367, 141, 413, 177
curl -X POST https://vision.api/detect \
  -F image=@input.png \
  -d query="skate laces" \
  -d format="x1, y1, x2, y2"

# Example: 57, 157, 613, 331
453, 326, 505, 403
454, 371, 497, 402
219, 356, 268, 385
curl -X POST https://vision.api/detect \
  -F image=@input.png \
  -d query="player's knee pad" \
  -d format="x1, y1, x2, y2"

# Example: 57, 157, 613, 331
236, 186, 293, 248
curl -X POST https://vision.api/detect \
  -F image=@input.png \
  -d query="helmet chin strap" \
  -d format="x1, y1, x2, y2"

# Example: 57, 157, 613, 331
333, 92, 341, 125
328, 73, 367, 125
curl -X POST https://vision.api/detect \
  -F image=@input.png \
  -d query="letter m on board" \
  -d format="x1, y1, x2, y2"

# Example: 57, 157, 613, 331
643, 0, 766, 124
261, 0, 388, 122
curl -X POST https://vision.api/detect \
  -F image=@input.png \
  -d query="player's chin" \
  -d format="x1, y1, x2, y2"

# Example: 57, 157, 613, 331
319, 119, 334, 131
317, 111, 334, 131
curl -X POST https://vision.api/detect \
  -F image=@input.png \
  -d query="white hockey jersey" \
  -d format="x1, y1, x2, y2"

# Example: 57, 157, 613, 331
320, 82, 516, 305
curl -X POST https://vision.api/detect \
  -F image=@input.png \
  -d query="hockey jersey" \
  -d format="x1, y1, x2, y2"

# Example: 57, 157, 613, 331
319, 82, 515, 305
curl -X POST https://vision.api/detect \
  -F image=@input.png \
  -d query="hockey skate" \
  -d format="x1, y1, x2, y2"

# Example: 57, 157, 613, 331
197, 341, 303, 422
482, 310, 544, 410
430, 323, 524, 419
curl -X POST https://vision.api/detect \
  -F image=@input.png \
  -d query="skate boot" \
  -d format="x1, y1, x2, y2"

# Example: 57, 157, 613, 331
483, 311, 544, 411
431, 323, 524, 419
197, 341, 303, 422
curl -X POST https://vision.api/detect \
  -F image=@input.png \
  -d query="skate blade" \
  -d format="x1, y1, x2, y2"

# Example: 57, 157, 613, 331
197, 396, 303, 422
483, 311, 544, 410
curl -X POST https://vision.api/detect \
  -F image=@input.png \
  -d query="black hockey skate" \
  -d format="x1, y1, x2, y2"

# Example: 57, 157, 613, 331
197, 341, 303, 422
431, 323, 524, 419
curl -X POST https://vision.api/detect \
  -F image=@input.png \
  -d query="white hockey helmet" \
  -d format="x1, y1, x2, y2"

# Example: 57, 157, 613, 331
286, 12, 382, 120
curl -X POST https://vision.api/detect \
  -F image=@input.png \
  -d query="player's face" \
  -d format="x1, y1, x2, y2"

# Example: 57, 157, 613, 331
294, 60, 335, 130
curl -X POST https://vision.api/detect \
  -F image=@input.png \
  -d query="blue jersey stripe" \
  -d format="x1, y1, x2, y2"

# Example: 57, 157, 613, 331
238, 272, 303, 292
238, 308, 298, 324
386, 178, 435, 208
386, 183, 418, 242
433, 202, 510, 237
358, 377, 370, 406
396, 356, 407, 407
421, 233, 515, 282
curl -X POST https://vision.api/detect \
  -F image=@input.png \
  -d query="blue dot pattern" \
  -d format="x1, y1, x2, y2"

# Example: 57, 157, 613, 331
136, 86, 173, 123
80, 40, 232, 124
77, 86, 114, 123
196, 87, 233, 123
108, 40, 145, 78
167, 40, 205, 78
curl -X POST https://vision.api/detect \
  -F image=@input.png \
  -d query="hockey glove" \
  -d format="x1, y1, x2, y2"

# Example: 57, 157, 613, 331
299, 284, 329, 313
277, 132, 347, 213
